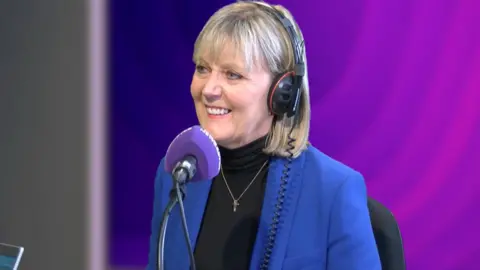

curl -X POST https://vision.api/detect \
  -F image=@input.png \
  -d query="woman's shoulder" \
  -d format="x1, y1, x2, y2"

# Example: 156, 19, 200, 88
298, 144, 365, 191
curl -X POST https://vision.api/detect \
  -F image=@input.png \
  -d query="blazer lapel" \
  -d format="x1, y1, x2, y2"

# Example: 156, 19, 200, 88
164, 179, 212, 270
249, 154, 306, 270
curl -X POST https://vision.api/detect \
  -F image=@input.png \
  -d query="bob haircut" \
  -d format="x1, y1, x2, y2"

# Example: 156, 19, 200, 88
193, 0, 311, 158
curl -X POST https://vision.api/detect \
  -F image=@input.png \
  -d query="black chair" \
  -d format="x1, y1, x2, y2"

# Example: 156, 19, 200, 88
367, 197, 406, 270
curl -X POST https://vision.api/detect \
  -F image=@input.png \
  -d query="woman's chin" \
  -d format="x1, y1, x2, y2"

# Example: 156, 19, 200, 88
200, 123, 231, 141
209, 131, 232, 145
201, 120, 227, 133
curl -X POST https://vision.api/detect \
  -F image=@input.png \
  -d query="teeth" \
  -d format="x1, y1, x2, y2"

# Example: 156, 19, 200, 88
206, 107, 230, 115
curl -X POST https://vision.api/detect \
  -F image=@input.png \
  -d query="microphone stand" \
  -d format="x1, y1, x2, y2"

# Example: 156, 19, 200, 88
157, 165, 197, 270
157, 184, 184, 270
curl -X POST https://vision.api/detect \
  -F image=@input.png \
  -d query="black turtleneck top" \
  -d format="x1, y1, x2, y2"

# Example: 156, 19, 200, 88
194, 136, 270, 270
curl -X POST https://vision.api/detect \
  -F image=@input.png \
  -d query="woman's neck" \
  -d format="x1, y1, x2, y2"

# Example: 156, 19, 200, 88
219, 135, 270, 173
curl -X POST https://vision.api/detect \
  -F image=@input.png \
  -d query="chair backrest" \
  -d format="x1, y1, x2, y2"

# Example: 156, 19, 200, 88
367, 197, 406, 270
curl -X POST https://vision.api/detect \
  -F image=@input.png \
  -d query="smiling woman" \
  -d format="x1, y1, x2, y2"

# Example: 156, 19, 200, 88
146, 1, 381, 270
190, 1, 310, 155
190, 42, 274, 149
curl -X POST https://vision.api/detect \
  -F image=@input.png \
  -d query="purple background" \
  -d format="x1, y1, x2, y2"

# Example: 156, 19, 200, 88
109, 0, 480, 269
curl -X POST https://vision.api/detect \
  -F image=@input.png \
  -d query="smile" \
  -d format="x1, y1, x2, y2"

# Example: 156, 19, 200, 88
205, 106, 232, 117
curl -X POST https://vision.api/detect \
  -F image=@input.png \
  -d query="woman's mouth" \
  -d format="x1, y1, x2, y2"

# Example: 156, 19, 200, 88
205, 106, 232, 118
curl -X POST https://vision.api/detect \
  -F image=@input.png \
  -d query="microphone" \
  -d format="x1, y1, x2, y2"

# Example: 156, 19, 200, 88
157, 125, 220, 270
164, 125, 221, 184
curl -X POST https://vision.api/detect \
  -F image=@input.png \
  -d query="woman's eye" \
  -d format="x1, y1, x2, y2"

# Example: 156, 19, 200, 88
226, 71, 243, 80
195, 65, 208, 74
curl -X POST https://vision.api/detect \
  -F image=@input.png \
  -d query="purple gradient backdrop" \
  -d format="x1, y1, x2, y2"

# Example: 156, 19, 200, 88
109, 0, 480, 269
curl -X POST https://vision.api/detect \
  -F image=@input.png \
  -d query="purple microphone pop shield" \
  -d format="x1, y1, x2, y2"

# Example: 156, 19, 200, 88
164, 125, 221, 182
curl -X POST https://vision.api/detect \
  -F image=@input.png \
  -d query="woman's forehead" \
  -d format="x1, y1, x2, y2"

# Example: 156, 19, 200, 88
197, 41, 266, 72
201, 44, 243, 64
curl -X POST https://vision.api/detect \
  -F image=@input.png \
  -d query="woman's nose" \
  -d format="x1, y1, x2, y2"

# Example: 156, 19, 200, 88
202, 73, 222, 101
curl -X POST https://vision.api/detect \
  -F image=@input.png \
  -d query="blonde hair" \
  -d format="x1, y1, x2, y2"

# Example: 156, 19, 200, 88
193, 1, 311, 158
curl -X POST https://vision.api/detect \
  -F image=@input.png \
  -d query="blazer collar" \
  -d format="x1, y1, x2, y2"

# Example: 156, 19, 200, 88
249, 154, 305, 270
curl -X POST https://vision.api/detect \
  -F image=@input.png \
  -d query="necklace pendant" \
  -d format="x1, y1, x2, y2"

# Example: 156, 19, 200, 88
233, 200, 239, 212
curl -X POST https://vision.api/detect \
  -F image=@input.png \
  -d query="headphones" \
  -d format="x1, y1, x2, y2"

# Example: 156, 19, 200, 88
253, 2, 306, 119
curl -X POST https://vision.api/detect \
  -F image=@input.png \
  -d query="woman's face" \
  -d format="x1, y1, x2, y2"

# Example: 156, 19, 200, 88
191, 44, 274, 149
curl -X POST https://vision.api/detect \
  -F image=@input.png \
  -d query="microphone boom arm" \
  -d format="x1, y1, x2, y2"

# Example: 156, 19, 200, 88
157, 186, 183, 270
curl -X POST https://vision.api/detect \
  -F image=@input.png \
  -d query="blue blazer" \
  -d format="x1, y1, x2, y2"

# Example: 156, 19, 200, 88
147, 145, 381, 270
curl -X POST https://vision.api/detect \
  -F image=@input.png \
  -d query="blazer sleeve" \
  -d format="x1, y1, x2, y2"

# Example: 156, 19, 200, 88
146, 161, 165, 270
326, 172, 381, 270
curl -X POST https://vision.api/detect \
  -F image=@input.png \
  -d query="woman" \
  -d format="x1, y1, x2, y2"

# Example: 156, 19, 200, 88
147, 1, 381, 269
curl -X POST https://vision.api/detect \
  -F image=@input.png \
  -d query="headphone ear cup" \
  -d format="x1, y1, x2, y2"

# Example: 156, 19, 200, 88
268, 72, 295, 116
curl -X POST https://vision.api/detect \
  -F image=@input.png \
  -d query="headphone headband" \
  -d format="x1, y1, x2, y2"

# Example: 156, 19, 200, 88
253, 2, 305, 76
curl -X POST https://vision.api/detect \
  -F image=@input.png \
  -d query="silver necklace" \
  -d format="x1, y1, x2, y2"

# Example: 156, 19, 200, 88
220, 160, 269, 212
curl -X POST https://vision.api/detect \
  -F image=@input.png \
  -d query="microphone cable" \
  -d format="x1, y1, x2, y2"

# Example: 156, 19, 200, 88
157, 181, 196, 270
175, 181, 197, 270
